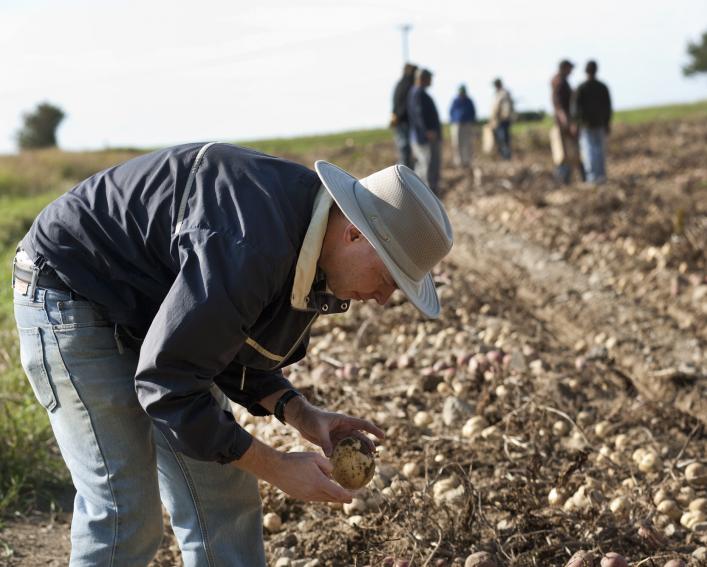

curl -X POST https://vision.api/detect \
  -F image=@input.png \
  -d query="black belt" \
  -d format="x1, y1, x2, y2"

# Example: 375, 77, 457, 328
13, 261, 75, 294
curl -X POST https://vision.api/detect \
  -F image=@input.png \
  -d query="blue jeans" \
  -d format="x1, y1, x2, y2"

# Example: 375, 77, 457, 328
579, 127, 607, 183
13, 284, 265, 567
394, 122, 414, 169
411, 138, 441, 194
494, 121, 512, 160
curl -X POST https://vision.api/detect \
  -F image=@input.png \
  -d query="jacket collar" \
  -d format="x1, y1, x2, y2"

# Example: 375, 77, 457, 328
290, 185, 349, 315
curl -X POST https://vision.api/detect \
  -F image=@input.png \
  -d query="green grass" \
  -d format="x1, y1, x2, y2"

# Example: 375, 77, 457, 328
0, 193, 70, 515
238, 126, 392, 157
0, 98, 705, 517
512, 98, 707, 135
612, 99, 707, 124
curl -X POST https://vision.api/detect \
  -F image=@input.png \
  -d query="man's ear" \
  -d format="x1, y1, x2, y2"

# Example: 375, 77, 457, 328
344, 223, 363, 243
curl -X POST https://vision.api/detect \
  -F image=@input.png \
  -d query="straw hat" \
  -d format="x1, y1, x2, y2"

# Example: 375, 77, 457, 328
314, 161, 453, 318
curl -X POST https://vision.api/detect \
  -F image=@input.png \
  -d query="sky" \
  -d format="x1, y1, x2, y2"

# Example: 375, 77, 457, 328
1, 0, 705, 154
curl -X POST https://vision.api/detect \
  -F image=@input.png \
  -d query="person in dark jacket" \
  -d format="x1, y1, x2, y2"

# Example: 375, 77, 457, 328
390, 62, 418, 168
407, 68, 442, 194
449, 84, 477, 168
573, 60, 613, 184
12, 143, 453, 566
550, 59, 584, 184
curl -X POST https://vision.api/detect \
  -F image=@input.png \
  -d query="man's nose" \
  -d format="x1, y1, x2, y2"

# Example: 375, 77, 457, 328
375, 287, 395, 305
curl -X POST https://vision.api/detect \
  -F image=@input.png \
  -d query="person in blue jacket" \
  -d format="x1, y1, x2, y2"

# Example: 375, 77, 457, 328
11, 143, 453, 566
449, 85, 477, 168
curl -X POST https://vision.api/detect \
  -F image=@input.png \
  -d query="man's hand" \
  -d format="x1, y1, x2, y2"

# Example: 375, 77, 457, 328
286, 397, 384, 457
426, 130, 438, 143
236, 437, 353, 503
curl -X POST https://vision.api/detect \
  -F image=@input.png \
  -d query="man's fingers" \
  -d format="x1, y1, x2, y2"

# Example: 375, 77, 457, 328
315, 454, 333, 475
345, 417, 385, 440
313, 457, 352, 502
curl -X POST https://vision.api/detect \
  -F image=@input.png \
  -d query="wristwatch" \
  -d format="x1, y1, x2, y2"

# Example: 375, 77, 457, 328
274, 389, 302, 424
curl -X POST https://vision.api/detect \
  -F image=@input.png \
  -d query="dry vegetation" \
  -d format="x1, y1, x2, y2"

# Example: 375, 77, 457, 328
1, 111, 705, 566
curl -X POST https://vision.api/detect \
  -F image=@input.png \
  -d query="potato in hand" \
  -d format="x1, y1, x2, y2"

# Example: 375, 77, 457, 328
331, 436, 376, 489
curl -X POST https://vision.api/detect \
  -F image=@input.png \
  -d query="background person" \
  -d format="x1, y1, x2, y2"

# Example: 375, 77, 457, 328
489, 78, 514, 160
11, 143, 453, 566
573, 59, 613, 184
407, 68, 442, 194
550, 59, 583, 183
390, 62, 418, 169
449, 84, 477, 168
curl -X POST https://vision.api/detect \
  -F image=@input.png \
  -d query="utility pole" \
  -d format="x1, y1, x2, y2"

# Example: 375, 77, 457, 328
399, 24, 412, 63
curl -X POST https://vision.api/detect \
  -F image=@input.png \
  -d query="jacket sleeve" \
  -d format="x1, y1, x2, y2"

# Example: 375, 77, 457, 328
214, 363, 294, 416
135, 229, 287, 463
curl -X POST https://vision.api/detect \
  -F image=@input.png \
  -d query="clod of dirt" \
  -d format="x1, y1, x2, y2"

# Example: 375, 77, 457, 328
331, 436, 375, 489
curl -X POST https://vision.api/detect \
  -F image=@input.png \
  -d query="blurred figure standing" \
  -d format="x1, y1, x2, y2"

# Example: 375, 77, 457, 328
550, 59, 583, 184
489, 78, 514, 160
573, 60, 613, 184
449, 85, 477, 168
390, 63, 418, 169
408, 68, 442, 194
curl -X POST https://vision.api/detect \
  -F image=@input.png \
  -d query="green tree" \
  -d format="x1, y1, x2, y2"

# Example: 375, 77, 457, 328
16, 102, 66, 149
683, 31, 707, 77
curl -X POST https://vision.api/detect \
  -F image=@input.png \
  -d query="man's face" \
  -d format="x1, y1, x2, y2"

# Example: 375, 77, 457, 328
323, 225, 397, 306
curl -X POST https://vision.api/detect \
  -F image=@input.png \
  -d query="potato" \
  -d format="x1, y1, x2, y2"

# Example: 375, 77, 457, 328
685, 462, 707, 486
565, 550, 596, 567
600, 552, 628, 567
331, 436, 375, 489
464, 551, 497, 567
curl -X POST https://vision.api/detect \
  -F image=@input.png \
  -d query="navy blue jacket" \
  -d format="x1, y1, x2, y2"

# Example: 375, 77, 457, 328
573, 78, 612, 128
22, 143, 348, 463
449, 95, 476, 124
407, 86, 441, 144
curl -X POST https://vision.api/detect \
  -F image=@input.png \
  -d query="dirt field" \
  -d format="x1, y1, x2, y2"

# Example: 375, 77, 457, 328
1, 117, 705, 566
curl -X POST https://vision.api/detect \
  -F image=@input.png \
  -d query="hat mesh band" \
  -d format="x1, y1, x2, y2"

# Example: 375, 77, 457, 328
359, 168, 451, 279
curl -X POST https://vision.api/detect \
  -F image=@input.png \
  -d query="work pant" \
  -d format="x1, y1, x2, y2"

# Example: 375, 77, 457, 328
13, 280, 265, 567
450, 122, 474, 167
493, 121, 512, 160
411, 138, 441, 194
551, 125, 584, 185
393, 122, 414, 169
579, 127, 607, 184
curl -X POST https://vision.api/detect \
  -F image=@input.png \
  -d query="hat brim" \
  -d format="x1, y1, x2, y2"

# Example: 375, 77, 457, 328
314, 160, 441, 318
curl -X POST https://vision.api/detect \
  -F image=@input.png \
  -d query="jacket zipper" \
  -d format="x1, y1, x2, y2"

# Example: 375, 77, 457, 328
273, 312, 319, 370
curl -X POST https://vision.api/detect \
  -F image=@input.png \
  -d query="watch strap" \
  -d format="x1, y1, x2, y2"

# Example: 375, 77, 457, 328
274, 389, 301, 424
